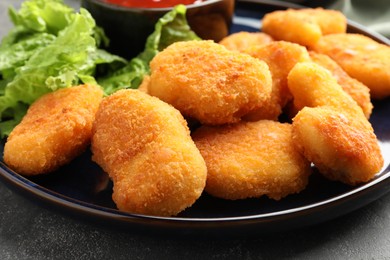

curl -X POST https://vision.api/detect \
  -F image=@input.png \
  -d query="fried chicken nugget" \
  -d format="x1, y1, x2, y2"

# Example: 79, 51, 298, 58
311, 33, 390, 99
192, 120, 311, 200
148, 40, 272, 125
219, 32, 273, 52
262, 8, 346, 47
288, 62, 383, 185
243, 41, 311, 121
3, 84, 104, 175
288, 62, 364, 116
309, 51, 373, 118
91, 89, 207, 216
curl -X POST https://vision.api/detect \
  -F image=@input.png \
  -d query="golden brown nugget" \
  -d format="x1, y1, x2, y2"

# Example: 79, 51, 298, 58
243, 41, 311, 121
298, 8, 346, 35
288, 62, 383, 185
148, 40, 272, 125
91, 89, 207, 217
219, 32, 273, 52
288, 62, 364, 116
311, 33, 390, 99
262, 8, 346, 47
3, 84, 104, 175
309, 51, 373, 118
192, 120, 311, 200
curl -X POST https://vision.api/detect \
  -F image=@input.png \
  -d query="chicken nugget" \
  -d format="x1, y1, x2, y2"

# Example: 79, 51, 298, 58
219, 32, 273, 52
192, 120, 311, 200
288, 62, 364, 116
309, 51, 373, 118
293, 107, 383, 185
3, 84, 104, 175
91, 89, 207, 217
288, 62, 383, 185
298, 8, 346, 35
148, 40, 272, 125
262, 8, 346, 47
243, 41, 311, 121
311, 33, 390, 99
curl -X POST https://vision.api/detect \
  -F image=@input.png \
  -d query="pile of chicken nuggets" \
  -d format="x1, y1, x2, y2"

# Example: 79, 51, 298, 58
3, 8, 389, 217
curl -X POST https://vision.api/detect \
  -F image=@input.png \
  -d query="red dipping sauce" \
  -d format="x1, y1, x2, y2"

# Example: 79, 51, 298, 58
104, 0, 205, 8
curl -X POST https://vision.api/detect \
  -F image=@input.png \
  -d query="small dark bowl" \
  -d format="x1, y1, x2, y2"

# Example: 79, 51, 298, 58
81, 0, 235, 59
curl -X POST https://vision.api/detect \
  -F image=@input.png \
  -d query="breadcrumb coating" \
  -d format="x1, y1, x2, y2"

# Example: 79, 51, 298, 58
309, 51, 373, 118
91, 89, 207, 216
311, 33, 390, 99
148, 40, 272, 125
243, 41, 311, 121
288, 62, 383, 185
262, 8, 346, 47
192, 120, 311, 200
4, 84, 104, 175
219, 32, 273, 52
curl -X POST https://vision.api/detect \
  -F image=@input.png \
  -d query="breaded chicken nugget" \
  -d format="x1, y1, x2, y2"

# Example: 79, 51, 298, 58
297, 8, 346, 35
192, 120, 311, 200
262, 8, 346, 47
219, 32, 273, 52
293, 107, 383, 185
243, 41, 311, 121
288, 62, 383, 185
91, 89, 207, 217
311, 33, 390, 99
148, 40, 272, 125
3, 84, 104, 175
288, 62, 364, 116
309, 51, 373, 118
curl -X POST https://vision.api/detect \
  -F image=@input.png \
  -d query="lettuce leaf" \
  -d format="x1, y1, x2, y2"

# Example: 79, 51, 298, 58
98, 4, 200, 95
8, 0, 75, 36
0, 0, 126, 138
0, 2, 199, 138
0, 33, 56, 79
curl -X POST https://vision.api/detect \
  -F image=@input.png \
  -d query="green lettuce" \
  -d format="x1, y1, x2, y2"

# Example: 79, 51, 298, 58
0, 1, 199, 138
0, 0, 125, 137
98, 4, 200, 94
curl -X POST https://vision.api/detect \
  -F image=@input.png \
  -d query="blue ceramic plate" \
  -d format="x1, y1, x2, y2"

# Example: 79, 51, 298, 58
1, 0, 389, 236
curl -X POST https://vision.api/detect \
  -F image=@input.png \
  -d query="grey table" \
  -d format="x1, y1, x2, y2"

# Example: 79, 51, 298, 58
1, 0, 390, 259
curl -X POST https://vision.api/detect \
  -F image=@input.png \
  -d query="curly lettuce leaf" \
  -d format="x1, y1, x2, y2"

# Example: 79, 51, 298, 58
98, 4, 200, 94
8, 0, 76, 35
0, 2, 198, 137
0, 33, 56, 80
0, 0, 126, 138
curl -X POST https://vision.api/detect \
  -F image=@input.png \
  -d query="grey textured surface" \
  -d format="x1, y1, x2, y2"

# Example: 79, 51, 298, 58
1, 0, 390, 259
1, 185, 390, 259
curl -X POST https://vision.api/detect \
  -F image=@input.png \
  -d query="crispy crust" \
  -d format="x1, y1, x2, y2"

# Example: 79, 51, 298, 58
219, 32, 273, 52
243, 41, 311, 121
91, 89, 207, 216
192, 120, 311, 200
309, 51, 373, 118
148, 40, 272, 125
4, 84, 104, 175
311, 33, 390, 99
288, 62, 383, 185
262, 8, 346, 47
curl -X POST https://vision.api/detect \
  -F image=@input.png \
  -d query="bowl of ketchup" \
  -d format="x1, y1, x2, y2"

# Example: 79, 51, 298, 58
81, 0, 235, 59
